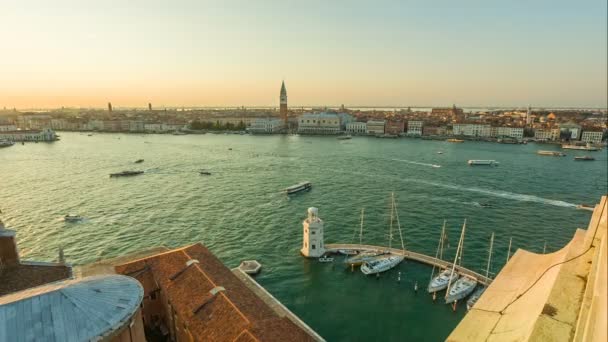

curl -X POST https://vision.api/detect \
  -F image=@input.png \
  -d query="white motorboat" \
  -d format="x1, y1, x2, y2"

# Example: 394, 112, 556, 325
561, 143, 599, 151
361, 255, 404, 275
64, 214, 83, 222
0, 140, 15, 148
445, 275, 478, 304
537, 150, 566, 157
466, 286, 486, 310
428, 268, 459, 293
318, 256, 334, 263
284, 181, 312, 194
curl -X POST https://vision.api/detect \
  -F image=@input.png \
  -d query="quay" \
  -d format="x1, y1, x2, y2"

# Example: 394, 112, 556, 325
325, 243, 492, 286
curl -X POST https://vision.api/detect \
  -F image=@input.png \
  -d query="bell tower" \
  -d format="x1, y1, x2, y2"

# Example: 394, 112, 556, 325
280, 81, 288, 127
301, 207, 325, 258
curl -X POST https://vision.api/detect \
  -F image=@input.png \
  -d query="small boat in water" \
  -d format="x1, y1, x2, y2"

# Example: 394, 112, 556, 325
445, 276, 478, 304
574, 156, 595, 161
361, 255, 404, 275
468, 160, 499, 166
64, 214, 83, 222
0, 140, 15, 148
338, 249, 359, 256
537, 150, 566, 157
337, 135, 352, 140
318, 256, 334, 263
284, 181, 312, 194
199, 170, 212, 175
428, 268, 459, 293
562, 143, 599, 151
109, 170, 144, 178
345, 250, 389, 266
134, 159, 144, 163
447, 139, 464, 143
576, 204, 595, 211
437, 151, 443, 154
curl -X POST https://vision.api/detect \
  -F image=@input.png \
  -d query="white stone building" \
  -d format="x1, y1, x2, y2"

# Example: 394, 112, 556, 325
453, 124, 492, 137
581, 131, 604, 144
496, 127, 524, 140
345, 122, 367, 134
248, 118, 285, 134
0, 124, 17, 132
0, 128, 57, 142
407, 121, 423, 136
366, 120, 385, 135
559, 123, 582, 140
300, 207, 325, 258
297, 113, 341, 134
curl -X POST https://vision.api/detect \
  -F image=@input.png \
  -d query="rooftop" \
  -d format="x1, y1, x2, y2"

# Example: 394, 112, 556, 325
115, 243, 320, 342
0, 262, 72, 296
0, 275, 143, 342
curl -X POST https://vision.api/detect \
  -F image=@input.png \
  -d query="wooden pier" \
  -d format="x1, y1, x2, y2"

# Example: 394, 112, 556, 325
325, 243, 492, 286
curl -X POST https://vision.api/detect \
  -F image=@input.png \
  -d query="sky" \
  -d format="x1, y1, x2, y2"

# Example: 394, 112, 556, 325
0, 0, 606, 109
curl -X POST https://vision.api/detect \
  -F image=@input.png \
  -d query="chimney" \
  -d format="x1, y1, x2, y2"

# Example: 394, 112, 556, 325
0, 220, 20, 266
148, 103, 152, 111
108, 102, 113, 112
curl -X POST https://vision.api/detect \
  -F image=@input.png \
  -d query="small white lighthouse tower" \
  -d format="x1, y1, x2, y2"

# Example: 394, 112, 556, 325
300, 207, 325, 258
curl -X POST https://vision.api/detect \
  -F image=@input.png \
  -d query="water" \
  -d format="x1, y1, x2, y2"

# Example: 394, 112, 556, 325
1, 133, 606, 341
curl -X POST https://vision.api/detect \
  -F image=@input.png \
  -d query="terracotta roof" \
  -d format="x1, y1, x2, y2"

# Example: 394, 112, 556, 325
115, 244, 316, 342
0, 263, 71, 296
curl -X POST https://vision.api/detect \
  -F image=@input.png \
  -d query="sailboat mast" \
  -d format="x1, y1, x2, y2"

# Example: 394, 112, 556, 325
439, 220, 446, 260
485, 232, 494, 279
389, 193, 394, 250
430, 220, 446, 283
394, 194, 406, 251
446, 219, 467, 297
359, 208, 365, 245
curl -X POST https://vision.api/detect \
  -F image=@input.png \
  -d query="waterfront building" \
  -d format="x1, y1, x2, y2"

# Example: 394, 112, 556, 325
496, 127, 524, 140
300, 207, 325, 258
559, 122, 582, 140
17, 114, 52, 129
0, 124, 17, 131
385, 120, 404, 135
453, 124, 492, 137
581, 130, 604, 144
407, 120, 423, 136
0, 128, 57, 142
248, 118, 285, 134
280, 81, 288, 126
0, 275, 146, 342
115, 243, 320, 341
346, 121, 367, 134
129, 120, 146, 132
431, 105, 463, 120
366, 120, 386, 135
298, 113, 341, 134
422, 126, 446, 136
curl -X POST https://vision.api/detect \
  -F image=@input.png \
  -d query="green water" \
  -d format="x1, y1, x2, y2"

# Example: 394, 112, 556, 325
1, 133, 606, 341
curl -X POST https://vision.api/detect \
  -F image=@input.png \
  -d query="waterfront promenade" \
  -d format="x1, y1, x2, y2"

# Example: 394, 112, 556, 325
326, 243, 492, 286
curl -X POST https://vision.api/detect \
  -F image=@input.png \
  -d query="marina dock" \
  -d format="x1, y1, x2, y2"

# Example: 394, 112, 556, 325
325, 243, 492, 286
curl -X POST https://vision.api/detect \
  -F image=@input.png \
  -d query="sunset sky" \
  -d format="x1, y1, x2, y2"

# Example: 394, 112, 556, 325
1, 0, 606, 109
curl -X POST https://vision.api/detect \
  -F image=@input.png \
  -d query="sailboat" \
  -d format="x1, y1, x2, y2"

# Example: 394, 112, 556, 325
361, 193, 405, 275
445, 219, 478, 305
467, 232, 494, 310
428, 220, 459, 295
344, 208, 388, 265
339, 208, 365, 256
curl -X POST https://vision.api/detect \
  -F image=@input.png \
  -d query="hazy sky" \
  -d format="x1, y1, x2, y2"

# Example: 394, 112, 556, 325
1, 0, 606, 108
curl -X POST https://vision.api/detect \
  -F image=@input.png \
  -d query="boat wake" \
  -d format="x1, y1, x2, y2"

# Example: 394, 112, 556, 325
391, 159, 441, 168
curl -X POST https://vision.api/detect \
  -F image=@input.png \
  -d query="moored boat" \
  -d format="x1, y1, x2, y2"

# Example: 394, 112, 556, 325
318, 256, 334, 263
361, 255, 404, 275
445, 276, 478, 304
337, 135, 352, 140
284, 181, 312, 194
428, 268, 459, 293
574, 156, 595, 161
64, 214, 83, 222
109, 170, 144, 177
466, 286, 486, 310
0, 140, 15, 148
345, 250, 389, 266
468, 160, 499, 166
134, 159, 144, 163
561, 143, 600, 151
338, 249, 359, 256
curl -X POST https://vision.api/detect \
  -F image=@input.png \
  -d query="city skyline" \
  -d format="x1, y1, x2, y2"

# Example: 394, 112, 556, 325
1, 0, 607, 109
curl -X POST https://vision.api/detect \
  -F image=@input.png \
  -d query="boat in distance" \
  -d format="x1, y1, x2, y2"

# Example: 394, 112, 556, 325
445, 276, 478, 304
64, 214, 84, 222
109, 170, 144, 178
0, 140, 15, 148
361, 255, 404, 275
468, 160, 499, 166
574, 156, 595, 161
447, 138, 464, 143
561, 143, 600, 151
284, 181, 312, 194
337, 135, 352, 140
537, 150, 566, 157
134, 159, 144, 163
428, 268, 460, 293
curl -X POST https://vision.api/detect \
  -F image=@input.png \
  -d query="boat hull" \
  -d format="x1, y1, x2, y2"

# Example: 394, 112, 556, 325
361, 255, 404, 275
445, 277, 478, 304
427, 270, 459, 293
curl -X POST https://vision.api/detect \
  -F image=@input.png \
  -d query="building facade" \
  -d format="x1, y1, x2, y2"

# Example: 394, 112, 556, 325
248, 118, 285, 134
0, 128, 57, 142
407, 121, 423, 135
452, 124, 492, 137
280, 81, 288, 126
581, 131, 604, 144
559, 123, 582, 140
366, 120, 385, 135
496, 127, 524, 140
345, 122, 367, 134
298, 113, 341, 134
385, 121, 405, 135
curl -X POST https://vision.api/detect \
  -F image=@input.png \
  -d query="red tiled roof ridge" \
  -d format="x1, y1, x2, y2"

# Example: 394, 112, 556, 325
178, 249, 253, 326
116, 244, 199, 267
233, 329, 261, 342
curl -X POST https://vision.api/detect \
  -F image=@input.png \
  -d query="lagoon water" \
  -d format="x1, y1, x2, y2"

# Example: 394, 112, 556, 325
1, 132, 606, 341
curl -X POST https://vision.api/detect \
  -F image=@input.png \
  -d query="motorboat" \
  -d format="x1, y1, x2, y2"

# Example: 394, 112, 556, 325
466, 286, 486, 310
199, 170, 212, 175
318, 256, 334, 263
428, 268, 460, 293
445, 276, 478, 304
64, 214, 83, 222
134, 159, 144, 163
468, 160, 499, 166
337, 135, 352, 140
109, 170, 144, 178
447, 139, 464, 143
0, 140, 15, 148
574, 156, 595, 161
361, 255, 404, 275
284, 181, 312, 194
537, 150, 566, 157
437, 151, 444, 154
562, 143, 599, 151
